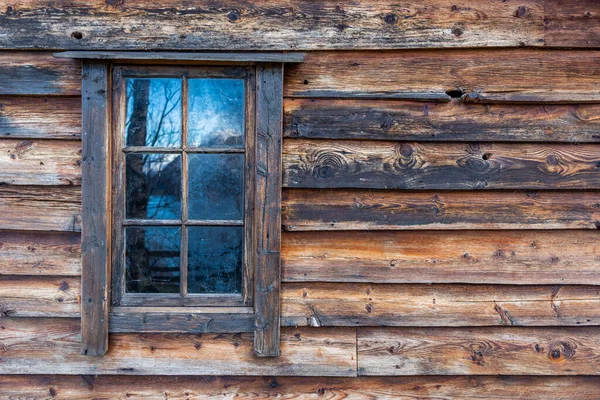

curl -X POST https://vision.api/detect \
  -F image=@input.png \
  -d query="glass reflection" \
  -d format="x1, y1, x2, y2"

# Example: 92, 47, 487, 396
188, 226, 243, 294
188, 79, 245, 148
126, 78, 182, 147
126, 226, 181, 293
126, 153, 181, 219
188, 154, 244, 220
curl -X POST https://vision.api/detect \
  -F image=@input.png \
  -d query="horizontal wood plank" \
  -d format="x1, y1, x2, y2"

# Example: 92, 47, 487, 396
284, 99, 600, 142
0, 139, 81, 185
0, 231, 81, 276
55, 51, 304, 63
282, 189, 600, 230
0, 186, 81, 232
2, 375, 600, 399
284, 140, 600, 190
0, 1, 543, 50
358, 327, 600, 375
0, 53, 81, 96
109, 312, 255, 333
285, 50, 600, 101
0, 318, 356, 376
544, 0, 600, 48
0, 97, 81, 139
281, 230, 600, 284
0, 276, 79, 317
282, 283, 600, 327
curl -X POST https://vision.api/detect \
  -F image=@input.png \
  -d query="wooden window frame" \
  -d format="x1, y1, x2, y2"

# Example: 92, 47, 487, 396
69, 52, 303, 358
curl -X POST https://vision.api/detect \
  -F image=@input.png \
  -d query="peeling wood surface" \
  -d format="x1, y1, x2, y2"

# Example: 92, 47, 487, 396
282, 189, 600, 230
544, 0, 600, 48
281, 283, 600, 327
281, 230, 600, 284
0, 97, 81, 139
0, 276, 79, 317
0, 319, 356, 376
285, 50, 600, 101
0, 186, 81, 232
358, 327, 600, 375
283, 140, 600, 190
0, 139, 81, 185
2, 375, 600, 399
0, 1, 544, 50
0, 231, 81, 276
284, 99, 600, 143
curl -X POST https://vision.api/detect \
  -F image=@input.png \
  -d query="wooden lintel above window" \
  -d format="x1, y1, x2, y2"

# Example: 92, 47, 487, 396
54, 51, 304, 63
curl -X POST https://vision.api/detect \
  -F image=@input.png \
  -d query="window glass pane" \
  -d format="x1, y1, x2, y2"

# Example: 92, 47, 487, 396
126, 226, 181, 293
188, 154, 244, 220
126, 78, 182, 147
188, 79, 245, 148
126, 153, 181, 220
188, 226, 243, 294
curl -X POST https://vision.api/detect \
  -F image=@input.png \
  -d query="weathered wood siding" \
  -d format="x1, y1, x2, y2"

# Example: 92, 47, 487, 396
1, 1, 600, 394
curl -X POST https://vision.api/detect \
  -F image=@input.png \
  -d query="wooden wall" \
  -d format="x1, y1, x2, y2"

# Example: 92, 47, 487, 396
1, 0, 600, 397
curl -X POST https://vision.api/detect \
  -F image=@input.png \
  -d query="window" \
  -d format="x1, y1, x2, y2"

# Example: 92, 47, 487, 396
65, 51, 303, 358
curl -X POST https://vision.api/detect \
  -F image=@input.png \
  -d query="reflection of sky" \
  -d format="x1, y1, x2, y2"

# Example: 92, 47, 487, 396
188, 79, 245, 147
126, 78, 182, 147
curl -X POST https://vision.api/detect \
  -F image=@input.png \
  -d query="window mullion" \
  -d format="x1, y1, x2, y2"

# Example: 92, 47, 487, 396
180, 76, 189, 297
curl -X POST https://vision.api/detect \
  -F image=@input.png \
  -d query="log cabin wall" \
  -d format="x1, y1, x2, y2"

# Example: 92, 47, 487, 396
1, 1, 600, 397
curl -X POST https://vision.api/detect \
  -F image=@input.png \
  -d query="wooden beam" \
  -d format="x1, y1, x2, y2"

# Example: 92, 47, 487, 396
80, 62, 110, 356
55, 51, 304, 63
254, 63, 284, 357
109, 311, 255, 333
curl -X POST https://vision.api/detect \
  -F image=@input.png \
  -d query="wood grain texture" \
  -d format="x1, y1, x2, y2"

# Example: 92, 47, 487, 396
254, 63, 284, 357
284, 99, 600, 142
282, 189, 600, 230
2, 375, 600, 399
358, 327, 600, 375
0, 276, 79, 317
0, 139, 81, 185
80, 62, 109, 356
284, 140, 600, 190
110, 312, 255, 333
0, 1, 543, 50
0, 231, 81, 276
285, 50, 600, 101
281, 230, 600, 284
544, 0, 600, 47
0, 186, 81, 232
282, 283, 600, 327
0, 319, 356, 376
0, 97, 81, 139
0, 52, 81, 95
55, 51, 304, 63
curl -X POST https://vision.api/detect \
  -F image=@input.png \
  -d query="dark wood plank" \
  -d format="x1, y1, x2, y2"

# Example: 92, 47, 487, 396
282, 283, 600, 327
110, 311, 255, 333
282, 189, 600, 230
0, 139, 81, 186
285, 50, 600, 102
1, 1, 543, 50
0, 52, 81, 95
254, 63, 284, 357
80, 62, 109, 356
281, 230, 600, 284
0, 276, 80, 317
55, 51, 304, 63
0, 186, 81, 232
2, 375, 600, 399
0, 97, 81, 139
544, 0, 600, 47
284, 99, 600, 142
0, 231, 80, 276
0, 319, 356, 376
283, 140, 600, 190
358, 327, 600, 375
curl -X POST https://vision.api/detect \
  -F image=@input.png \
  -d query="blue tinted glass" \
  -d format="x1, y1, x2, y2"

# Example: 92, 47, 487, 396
126, 153, 181, 220
188, 154, 244, 220
126, 226, 181, 293
188, 79, 244, 148
126, 78, 182, 147
187, 226, 243, 294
